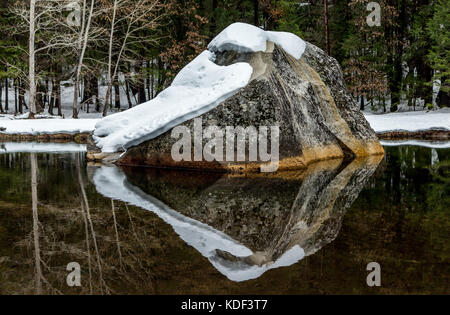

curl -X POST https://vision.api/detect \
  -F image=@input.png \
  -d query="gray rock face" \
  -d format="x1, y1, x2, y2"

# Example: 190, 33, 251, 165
91, 41, 383, 171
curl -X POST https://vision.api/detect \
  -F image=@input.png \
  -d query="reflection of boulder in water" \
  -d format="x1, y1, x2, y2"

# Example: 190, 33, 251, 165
93, 155, 382, 281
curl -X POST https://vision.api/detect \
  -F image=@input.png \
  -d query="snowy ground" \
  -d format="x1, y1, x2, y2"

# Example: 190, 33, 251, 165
0, 142, 86, 153
364, 108, 450, 133
0, 117, 98, 135
0, 108, 448, 139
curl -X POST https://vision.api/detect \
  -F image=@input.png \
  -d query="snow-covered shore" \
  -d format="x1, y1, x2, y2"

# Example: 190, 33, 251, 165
0, 142, 87, 153
0, 110, 448, 142
364, 109, 450, 133
0, 117, 98, 135
380, 140, 450, 149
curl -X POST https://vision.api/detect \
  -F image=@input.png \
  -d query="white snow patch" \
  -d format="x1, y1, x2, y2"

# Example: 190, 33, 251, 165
0, 119, 98, 135
9, 112, 64, 120
208, 22, 306, 59
381, 140, 450, 149
364, 109, 450, 133
0, 142, 86, 153
94, 50, 252, 152
210, 245, 305, 282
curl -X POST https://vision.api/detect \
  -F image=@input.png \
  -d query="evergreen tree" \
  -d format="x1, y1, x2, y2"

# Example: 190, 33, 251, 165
427, 0, 450, 107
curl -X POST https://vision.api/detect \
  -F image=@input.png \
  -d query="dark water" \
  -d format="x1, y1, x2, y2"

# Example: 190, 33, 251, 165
0, 144, 448, 294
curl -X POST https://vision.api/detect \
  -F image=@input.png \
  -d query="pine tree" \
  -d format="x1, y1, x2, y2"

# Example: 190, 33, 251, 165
427, 0, 450, 107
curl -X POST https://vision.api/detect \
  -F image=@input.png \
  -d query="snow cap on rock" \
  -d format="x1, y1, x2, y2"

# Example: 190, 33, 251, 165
208, 22, 306, 59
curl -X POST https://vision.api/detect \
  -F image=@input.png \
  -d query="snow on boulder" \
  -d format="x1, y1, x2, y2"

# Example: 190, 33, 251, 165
93, 50, 252, 153
92, 23, 306, 154
89, 22, 383, 171
208, 22, 306, 59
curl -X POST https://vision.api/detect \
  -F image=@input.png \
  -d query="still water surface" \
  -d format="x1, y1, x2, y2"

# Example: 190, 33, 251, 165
0, 143, 448, 294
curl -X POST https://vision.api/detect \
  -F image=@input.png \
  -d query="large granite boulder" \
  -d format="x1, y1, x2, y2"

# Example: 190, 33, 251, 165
89, 24, 383, 172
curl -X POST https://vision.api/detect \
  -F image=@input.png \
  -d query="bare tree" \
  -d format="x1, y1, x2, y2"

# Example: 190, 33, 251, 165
11, 1, 89, 118
30, 153, 42, 294
72, 0, 97, 118
103, 0, 165, 116
111, 199, 123, 269
28, 0, 37, 118
76, 155, 108, 294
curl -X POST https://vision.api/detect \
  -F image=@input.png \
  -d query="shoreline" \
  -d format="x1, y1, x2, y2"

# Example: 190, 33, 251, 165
0, 133, 90, 143
376, 129, 450, 140
0, 130, 449, 144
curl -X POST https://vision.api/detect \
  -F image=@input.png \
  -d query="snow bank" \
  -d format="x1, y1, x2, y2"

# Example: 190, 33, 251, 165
0, 118, 98, 135
364, 109, 450, 133
0, 142, 86, 153
7, 112, 63, 120
94, 50, 252, 152
208, 22, 306, 59
93, 165, 305, 282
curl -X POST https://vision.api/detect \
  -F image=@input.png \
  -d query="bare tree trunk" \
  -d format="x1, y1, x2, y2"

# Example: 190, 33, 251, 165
31, 153, 42, 294
18, 79, 23, 114
73, 73, 80, 118
21, 79, 28, 110
0, 80, 3, 113
114, 82, 120, 109
48, 79, 54, 115
44, 79, 49, 108
28, 0, 37, 118
150, 59, 154, 99
146, 60, 151, 100
111, 199, 123, 269
80, 199, 93, 294
104, 0, 118, 117
76, 155, 105, 293
56, 80, 62, 116
93, 76, 99, 112
73, 0, 95, 118
5, 76, 8, 111
14, 79, 17, 114
36, 81, 44, 112
125, 78, 133, 108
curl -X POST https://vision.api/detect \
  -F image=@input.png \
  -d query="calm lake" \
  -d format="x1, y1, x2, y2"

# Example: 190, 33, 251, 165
0, 143, 448, 294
